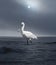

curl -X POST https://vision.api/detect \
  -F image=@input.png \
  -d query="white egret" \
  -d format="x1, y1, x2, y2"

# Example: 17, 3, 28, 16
21, 22, 37, 44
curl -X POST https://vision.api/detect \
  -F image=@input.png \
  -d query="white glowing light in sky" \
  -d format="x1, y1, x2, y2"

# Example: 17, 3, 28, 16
15, 0, 45, 12
28, 5, 31, 8
26, 0, 47, 13
27, 0, 37, 8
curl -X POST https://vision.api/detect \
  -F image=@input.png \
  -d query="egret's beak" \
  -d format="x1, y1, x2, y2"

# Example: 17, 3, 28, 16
21, 24, 23, 27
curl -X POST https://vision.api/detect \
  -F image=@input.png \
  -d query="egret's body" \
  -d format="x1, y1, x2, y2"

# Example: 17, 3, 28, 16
21, 22, 37, 44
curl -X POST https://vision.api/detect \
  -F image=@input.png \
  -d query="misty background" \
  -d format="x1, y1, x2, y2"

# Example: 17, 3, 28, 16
0, 0, 56, 37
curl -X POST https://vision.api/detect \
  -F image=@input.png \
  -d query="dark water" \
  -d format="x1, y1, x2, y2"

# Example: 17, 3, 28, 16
0, 37, 56, 65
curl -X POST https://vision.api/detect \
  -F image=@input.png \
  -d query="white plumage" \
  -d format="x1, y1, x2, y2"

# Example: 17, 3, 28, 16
22, 31, 37, 39
21, 22, 37, 44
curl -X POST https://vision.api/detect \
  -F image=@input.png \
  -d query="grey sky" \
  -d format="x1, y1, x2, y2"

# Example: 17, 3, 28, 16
0, 0, 56, 37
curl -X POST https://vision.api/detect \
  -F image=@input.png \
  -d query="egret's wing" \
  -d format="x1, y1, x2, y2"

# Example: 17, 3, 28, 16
23, 31, 37, 39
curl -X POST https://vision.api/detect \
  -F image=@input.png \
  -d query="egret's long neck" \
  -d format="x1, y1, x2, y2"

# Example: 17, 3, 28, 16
21, 24, 25, 33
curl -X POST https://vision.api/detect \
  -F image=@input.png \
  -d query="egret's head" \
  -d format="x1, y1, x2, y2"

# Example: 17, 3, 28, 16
21, 22, 25, 26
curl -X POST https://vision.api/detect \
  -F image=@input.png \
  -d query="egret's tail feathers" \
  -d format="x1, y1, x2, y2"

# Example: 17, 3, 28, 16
33, 36, 38, 39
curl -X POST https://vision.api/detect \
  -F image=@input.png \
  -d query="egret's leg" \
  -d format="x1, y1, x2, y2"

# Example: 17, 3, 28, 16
27, 40, 29, 45
30, 40, 32, 43
29, 38, 32, 43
